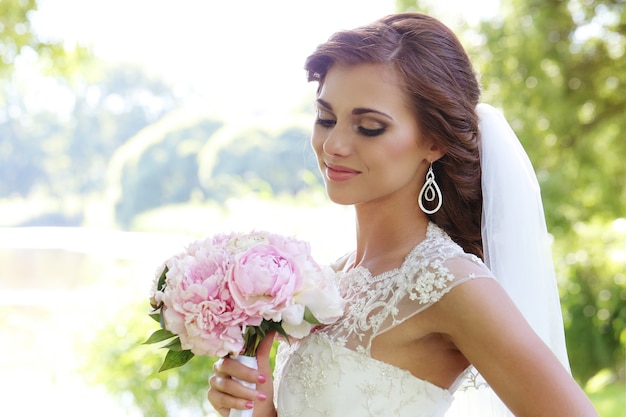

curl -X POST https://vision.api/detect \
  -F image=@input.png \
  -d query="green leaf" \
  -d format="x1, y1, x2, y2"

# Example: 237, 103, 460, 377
267, 321, 290, 343
157, 266, 168, 292
149, 312, 161, 323
163, 337, 183, 351
143, 329, 176, 345
303, 307, 321, 325
159, 349, 195, 372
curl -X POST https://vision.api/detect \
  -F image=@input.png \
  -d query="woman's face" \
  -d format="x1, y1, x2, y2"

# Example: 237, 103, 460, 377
311, 63, 434, 207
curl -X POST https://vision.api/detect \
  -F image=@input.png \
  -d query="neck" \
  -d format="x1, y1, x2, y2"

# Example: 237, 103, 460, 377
350, 199, 430, 274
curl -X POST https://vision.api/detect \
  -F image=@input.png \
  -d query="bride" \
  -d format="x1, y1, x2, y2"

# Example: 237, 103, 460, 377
207, 12, 599, 417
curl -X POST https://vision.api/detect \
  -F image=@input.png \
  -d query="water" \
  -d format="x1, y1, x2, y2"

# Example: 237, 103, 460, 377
0, 228, 191, 417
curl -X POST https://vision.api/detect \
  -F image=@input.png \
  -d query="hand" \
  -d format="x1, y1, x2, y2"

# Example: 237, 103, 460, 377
207, 331, 277, 417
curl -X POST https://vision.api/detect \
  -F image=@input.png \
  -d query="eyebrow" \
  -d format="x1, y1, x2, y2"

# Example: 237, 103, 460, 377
316, 98, 394, 121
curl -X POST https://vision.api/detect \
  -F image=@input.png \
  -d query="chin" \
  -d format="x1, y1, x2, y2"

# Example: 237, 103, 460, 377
325, 191, 358, 206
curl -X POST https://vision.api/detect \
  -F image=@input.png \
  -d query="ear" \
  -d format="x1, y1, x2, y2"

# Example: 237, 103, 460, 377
426, 142, 446, 163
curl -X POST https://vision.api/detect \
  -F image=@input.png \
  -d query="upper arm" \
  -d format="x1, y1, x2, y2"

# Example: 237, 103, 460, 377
435, 277, 598, 417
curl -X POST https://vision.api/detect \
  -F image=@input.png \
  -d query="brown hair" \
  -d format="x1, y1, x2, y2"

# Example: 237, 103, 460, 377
305, 12, 483, 259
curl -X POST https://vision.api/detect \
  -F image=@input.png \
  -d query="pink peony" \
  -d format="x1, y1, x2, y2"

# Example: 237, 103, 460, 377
159, 241, 258, 357
228, 243, 303, 322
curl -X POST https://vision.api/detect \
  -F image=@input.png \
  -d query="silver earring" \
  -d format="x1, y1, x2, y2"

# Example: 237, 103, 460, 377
418, 163, 442, 214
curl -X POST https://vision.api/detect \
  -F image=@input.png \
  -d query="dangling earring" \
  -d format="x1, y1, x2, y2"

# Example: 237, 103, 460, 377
418, 163, 442, 214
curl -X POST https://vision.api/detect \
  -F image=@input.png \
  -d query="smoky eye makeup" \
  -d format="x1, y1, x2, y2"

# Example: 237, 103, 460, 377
315, 109, 336, 128
316, 118, 337, 128
357, 118, 387, 137
358, 126, 387, 136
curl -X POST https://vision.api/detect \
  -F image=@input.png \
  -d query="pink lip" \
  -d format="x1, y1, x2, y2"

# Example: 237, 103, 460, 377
325, 162, 360, 182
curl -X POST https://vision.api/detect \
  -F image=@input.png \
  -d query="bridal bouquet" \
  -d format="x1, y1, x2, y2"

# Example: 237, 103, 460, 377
145, 230, 345, 372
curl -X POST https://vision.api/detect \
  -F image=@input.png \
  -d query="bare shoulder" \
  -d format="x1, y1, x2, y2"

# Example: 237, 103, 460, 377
431, 276, 600, 417
429, 275, 512, 333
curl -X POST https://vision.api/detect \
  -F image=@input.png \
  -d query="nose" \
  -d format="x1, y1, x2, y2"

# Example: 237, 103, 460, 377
321, 125, 352, 157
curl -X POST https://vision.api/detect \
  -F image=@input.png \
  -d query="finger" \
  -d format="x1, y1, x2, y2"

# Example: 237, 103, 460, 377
256, 330, 276, 360
212, 357, 225, 375
207, 373, 230, 417
208, 374, 257, 414
216, 356, 264, 385
255, 330, 276, 383
210, 359, 262, 400
207, 386, 254, 416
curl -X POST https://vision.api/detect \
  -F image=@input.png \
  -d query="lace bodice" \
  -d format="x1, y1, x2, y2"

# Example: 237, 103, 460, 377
274, 223, 494, 417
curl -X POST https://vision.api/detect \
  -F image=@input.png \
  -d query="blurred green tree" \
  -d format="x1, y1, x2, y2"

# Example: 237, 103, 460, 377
396, 0, 625, 387
81, 301, 218, 417
1, 1, 183, 228
68, 65, 180, 194
197, 123, 321, 200
107, 115, 323, 228
107, 110, 223, 228
1, 0, 91, 204
553, 219, 626, 384
474, 0, 625, 231
0, 63, 179, 226
0, 0, 88, 76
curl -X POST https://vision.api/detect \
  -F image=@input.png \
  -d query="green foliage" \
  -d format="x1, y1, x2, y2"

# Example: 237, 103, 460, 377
145, 328, 177, 345
554, 218, 626, 384
397, 0, 626, 394
108, 116, 322, 226
106, 110, 222, 227
1, 62, 179, 227
159, 348, 196, 373
1, 0, 323, 231
586, 380, 626, 417
0, 0, 87, 76
197, 124, 321, 201
81, 301, 219, 417
395, 0, 432, 13
475, 0, 625, 231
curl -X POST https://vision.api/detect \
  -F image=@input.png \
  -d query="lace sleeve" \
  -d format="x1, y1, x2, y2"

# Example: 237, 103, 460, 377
312, 223, 494, 354
375, 251, 494, 339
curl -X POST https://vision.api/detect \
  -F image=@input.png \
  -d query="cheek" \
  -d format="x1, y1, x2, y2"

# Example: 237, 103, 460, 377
393, 131, 424, 163
372, 136, 422, 177
377, 135, 419, 163
310, 128, 324, 156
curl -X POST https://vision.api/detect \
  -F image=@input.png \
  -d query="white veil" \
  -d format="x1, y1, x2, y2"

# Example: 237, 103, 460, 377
445, 104, 570, 416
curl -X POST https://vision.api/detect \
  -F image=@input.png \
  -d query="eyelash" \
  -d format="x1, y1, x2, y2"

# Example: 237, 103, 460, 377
315, 118, 387, 137
315, 118, 336, 128
358, 126, 386, 137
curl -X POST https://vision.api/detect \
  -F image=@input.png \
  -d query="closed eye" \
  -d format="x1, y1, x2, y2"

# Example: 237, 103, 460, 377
358, 126, 386, 137
316, 118, 336, 128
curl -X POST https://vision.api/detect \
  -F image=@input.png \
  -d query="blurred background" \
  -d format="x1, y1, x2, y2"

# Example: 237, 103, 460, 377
0, 0, 624, 416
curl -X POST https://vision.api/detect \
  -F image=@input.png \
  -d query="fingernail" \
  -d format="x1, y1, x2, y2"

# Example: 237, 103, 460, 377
245, 401, 254, 409
257, 374, 267, 383
258, 393, 267, 401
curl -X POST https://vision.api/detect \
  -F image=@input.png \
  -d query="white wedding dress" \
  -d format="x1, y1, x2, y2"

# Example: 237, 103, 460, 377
274, 222, 494, 417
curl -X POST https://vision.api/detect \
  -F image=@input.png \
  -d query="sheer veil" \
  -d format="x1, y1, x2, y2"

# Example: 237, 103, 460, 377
445, 104, 570, 416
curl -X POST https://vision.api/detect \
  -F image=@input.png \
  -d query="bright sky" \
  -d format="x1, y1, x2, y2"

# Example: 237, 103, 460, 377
32, 0, 498, 119
32, 0, 391, 118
